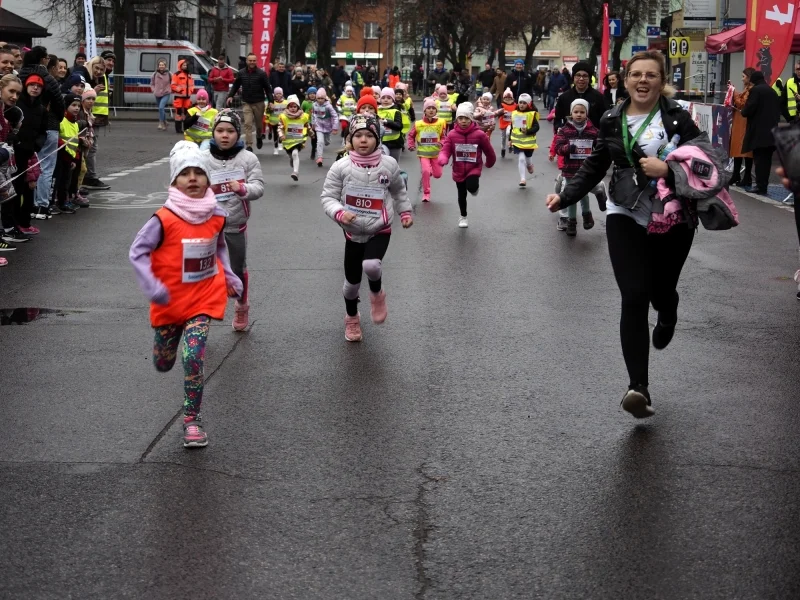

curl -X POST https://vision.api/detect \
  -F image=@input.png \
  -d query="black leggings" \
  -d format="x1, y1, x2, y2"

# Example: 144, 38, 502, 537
731, 156, 753, 184
752, 147, 774, 192
2, 148, 34, 229
606, 215, 695, 388
344, 234, 391, 316
456, 175, 480, 217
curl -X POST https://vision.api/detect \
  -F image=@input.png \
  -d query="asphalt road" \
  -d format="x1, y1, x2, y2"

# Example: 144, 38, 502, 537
2, 118, 800, 599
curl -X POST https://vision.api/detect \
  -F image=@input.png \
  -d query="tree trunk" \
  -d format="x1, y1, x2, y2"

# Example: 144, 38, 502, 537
211, 16, 223, 57
611, 37, 624, 71
587, 39, 601, 73
498, 39, 507, 70
112, 0, 129, 106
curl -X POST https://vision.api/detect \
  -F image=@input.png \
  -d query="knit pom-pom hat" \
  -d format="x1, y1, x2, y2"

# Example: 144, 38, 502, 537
356, 95, 379, 113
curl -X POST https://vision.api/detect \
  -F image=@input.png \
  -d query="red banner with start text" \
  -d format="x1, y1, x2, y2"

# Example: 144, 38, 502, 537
745, 0, 800, 84
252, 3, 278, 71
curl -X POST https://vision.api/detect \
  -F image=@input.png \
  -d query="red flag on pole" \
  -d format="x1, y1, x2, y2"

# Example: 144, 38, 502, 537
600, 4, 610, 93
745, 0, 800, 84
253, 3, 278, 73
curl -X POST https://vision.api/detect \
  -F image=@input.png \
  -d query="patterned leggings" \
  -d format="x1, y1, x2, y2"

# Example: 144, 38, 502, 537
152, 315, 210, 418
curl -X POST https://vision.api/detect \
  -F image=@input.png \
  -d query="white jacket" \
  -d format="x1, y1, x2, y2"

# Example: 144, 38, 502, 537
205, 147, 264, 234
321, 154, 411, 243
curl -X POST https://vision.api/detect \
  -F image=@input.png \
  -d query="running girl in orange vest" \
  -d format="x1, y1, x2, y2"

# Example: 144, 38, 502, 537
129, 141, 242, 448
497, 88, 517, 159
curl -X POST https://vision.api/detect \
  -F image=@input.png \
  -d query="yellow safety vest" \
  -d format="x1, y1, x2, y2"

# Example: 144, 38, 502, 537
184, 106, 218, 143
59, 117, 80, 158
436, 98, 453, 123
338, 96, 357, 118
378, 107, 401, 141
269, 100, 288, 125
510, 109, 538, 150
400, 98, 412, 134
94, 73, 109, 116
772, 78, 783, 97
448, 92, 459, 105
787, 78, 798, 117
414, 118, 446, 158
280, 113, 309, 149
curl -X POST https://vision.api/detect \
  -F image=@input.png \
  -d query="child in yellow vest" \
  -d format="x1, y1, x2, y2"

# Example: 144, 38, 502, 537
510, 93, 539, 188
337, 85, 357, 147
278, 95, 313, 182
407, 98, 445, 202
267, 87, 288, 155
394, 83, 415, 151
183, 89, 218, 150
435, 85, 456, 132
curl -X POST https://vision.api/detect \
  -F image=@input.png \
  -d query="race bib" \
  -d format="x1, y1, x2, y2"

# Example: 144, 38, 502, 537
570, 138, 594, 160
192, 116, 211, 132
209, 167, 246, 203
344, 184, 385, 218
513, 115, 527, 129
182, 237, 218, 283
503, 111, 512, 121
455, 143, 478, 163
343, 100, 356, 111
439, 102, 450, 112
420, 131, 439, 145
286, 123, 304, 139
272, 105, 285, 117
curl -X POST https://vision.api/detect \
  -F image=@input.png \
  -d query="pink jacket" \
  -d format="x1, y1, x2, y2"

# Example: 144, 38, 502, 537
438, 122, 496, 182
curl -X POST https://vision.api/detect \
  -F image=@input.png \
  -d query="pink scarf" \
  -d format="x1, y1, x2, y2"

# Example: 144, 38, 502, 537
348, 148, 382, 168
164, 186, 217, 224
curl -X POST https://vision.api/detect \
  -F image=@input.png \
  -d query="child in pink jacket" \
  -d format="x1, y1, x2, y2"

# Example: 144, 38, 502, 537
437, 102, 496, 229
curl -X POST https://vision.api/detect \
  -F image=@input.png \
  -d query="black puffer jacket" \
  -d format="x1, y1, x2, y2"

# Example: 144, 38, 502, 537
17, 64, 65, 132
560, 95, 701, 208
228, 66, 273, 104
15, 93, 48, 152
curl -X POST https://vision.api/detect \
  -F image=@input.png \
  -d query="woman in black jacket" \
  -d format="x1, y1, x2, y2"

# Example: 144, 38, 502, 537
546, 51, 702, 419
740, 70, 781, 195
602, 71, 628, 109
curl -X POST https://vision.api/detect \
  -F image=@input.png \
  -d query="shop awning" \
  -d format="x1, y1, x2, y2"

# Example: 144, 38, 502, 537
0, 8, 50, 38
705, 21, 800, 54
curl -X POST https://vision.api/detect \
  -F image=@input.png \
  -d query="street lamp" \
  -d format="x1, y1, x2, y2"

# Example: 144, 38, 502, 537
377, 26, 383, 80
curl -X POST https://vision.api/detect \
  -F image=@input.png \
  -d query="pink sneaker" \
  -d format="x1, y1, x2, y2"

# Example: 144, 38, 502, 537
232, 300, 249, 331
0, 257, 7, 267
18, 225, 39, 235
182, 417, 208, 448
370, 289, 387, 324
344, 313, 362, 342
422, 193, 430, 202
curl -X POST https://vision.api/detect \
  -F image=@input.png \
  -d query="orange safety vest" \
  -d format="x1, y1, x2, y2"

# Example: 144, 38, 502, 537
498, 102, 517, 130
149, 208, 228, 327
171, 63, 195, 111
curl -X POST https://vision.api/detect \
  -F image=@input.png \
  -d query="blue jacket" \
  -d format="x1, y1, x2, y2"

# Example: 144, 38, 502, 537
547, 74, 567, 97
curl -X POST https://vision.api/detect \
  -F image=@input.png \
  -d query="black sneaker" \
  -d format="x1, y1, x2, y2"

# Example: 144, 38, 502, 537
1, 228, 31, 243
566, 218, 577, 236
0, 239, 17, 252
246, 146, 253, 152
57, 203, 76, 214
256, 136, 263, 149
78, 187, 90, 196
501, 149, 506, 158
83, 178, 110, 190
48, 205, 63, 216
33, 206, 51, 220
652, 314, 677, 350
582, 212, 595, 230
621, 385, 654, 418
557, 216, 568, 231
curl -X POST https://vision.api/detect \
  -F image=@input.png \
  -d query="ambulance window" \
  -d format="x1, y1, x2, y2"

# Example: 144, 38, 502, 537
141, 53, 170, 72
178, 55, 205, 74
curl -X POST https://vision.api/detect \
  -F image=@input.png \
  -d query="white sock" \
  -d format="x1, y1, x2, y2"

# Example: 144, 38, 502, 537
518, 153, 527, 180
292, 149, 299, 172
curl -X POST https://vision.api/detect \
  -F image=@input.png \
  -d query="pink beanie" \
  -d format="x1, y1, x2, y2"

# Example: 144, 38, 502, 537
380, 87, 395, 100
274, 87, 283, 95
502, 87, 513, 98
437, 85, 448, 95
316, 88, 327, 99
423, 98, 437, 111
196, 89, 209, 101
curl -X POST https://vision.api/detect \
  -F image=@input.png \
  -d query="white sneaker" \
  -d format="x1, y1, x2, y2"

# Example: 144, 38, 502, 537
273, 148, 279, 155
458, 217, 468, 228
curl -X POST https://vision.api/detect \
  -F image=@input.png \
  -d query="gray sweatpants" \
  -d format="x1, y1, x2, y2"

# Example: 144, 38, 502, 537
224, 231, 248, 303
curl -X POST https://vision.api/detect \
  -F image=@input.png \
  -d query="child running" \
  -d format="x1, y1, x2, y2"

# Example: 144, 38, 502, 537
336, 85, 357, 146
267, 87, 288, 155
407, 98, 445, 202
311, 88, 338, 167
377, 87, 404, 160
129, 141, 243, 448
552, 99, 598, 236
303, 87, 317, 160
510, 93, 539, 187
437, 102, 496, 228
497, 88, 517, 159
473, 92, 497, 140
183, 89, 218, 150
278, 94, 313, 181
321, 114, 413, 342
395, 83, 415, 150
435, 85, 456, 133
205, 110, 264, 329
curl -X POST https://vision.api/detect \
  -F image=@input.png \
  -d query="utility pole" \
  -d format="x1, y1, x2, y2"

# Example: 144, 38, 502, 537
288, 9, 292, 64
425, 3, 432, 95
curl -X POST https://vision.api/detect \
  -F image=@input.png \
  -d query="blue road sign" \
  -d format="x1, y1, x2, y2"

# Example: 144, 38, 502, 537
723, 19, 745, 29
291, 12, 314, 24
646, 26, 661, 37
421, 35, 435, 50
632, 45, 647, 55
609, 19, 622, 37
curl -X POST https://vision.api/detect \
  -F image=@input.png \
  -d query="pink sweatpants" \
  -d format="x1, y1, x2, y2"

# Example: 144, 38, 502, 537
419, 157, 443, 195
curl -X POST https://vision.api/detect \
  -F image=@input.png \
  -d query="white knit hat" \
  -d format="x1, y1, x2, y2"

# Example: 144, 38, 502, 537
518, 93, 533, 105
481, 92, 493, 102
570, 99, 590, 113
286, 94, 300, 108
455, 102, 474, 121
372, 85, 381, 96
170, 141, 208, 185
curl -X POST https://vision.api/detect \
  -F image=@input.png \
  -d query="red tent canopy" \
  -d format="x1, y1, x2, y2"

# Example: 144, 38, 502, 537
705, 21, 800, 54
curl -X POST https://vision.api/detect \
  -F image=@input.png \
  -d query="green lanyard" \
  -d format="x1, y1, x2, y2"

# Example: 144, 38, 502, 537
622, 105, 660, 167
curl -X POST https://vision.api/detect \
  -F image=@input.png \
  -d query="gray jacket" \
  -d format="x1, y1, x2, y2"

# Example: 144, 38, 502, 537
321, 155, 411, 243
206, 148, 264, 233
